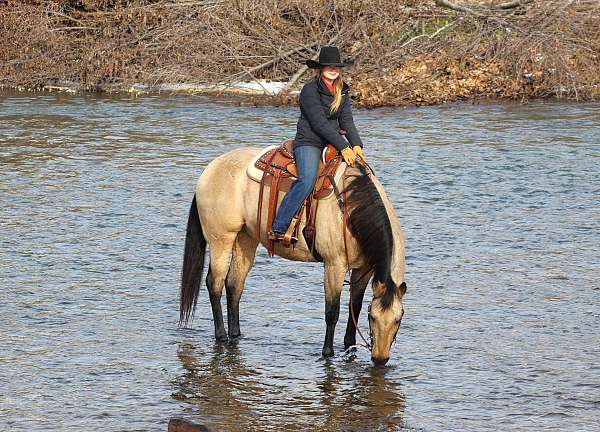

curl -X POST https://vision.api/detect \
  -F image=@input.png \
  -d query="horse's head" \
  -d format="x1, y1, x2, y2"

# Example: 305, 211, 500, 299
368, 280, 407, 365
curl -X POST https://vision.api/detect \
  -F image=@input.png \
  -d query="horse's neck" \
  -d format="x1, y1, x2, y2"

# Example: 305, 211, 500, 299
389, 218, 406, 284
371, 175, 406, 284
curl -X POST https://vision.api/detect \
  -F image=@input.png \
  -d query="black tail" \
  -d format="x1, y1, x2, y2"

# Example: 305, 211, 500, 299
179, 194, 207, 327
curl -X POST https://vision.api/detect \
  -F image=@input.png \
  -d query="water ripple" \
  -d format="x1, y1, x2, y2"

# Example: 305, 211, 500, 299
1, 93, 599, 431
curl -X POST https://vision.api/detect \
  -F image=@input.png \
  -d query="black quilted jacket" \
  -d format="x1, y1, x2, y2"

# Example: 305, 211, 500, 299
294, 78, 363, 152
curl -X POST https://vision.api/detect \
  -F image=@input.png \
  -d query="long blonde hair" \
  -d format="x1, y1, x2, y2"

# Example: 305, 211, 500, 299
316, 69, 343, 112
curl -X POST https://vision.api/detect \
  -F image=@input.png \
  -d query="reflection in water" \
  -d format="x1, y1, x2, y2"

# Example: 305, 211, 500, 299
174, 342, 407, 431
317, 361, 407, 431
174, 342, 265, 431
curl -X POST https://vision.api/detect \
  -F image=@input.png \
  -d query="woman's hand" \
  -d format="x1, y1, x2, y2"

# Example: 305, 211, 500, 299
353, 145, 365, 162
341, 147, 357, 167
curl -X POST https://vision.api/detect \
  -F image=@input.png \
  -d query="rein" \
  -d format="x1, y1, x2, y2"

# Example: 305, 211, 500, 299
351, 286, 372, 350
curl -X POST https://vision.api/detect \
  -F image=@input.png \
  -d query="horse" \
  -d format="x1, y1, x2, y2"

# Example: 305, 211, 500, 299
179, 147, 407, 365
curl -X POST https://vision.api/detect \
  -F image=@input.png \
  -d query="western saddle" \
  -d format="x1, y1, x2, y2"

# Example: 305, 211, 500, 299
254, 139, 343, 257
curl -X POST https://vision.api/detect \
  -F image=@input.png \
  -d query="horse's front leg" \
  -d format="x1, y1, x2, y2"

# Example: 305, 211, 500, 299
344, 267, 373, 350
322, 261, 347, 357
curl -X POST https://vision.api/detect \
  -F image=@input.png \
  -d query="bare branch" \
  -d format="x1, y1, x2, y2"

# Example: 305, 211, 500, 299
495, 0, 534, 10
395, 19, 458, 52
49, 27, 98, 32
434, 0, 475, 14
224, 41, 318, 83
46, 10, 85, 25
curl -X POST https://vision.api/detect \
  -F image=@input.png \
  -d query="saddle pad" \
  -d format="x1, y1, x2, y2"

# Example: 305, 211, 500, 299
247, 146, 279, 182
246, 146, 346, 200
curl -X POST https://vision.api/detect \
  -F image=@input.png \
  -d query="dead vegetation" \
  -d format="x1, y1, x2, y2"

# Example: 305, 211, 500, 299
1, 0, 599, 106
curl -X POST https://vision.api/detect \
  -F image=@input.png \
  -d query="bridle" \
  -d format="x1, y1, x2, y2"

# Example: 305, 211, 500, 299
354, 298, 401, 352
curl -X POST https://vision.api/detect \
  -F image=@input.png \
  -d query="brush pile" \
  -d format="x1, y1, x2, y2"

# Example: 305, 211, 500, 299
1, 0, 599, 106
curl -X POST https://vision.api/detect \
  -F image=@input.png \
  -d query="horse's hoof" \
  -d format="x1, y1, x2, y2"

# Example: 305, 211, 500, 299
344, 338, 356, 350
322, 346, 334, 357
344, 345, 357, 354
215, 334, 228, 343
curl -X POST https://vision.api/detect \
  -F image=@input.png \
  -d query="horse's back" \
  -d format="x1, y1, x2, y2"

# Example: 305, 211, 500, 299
196, 147, 260, 235
194, 146, 342, 263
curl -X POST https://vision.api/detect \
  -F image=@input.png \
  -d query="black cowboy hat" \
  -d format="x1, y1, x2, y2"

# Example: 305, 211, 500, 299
306, 46, 354, 69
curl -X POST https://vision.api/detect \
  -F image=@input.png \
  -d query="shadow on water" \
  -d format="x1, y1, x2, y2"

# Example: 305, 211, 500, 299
172, 341, 410, 431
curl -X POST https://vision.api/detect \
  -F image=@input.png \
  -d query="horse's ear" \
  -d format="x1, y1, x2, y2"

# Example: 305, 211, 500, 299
399, 282, 407, 296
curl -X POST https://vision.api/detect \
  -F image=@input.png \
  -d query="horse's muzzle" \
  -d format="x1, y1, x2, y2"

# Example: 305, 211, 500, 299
371, 356, 389, 366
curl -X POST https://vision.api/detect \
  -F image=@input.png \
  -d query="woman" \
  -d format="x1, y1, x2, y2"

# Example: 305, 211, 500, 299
269, 46, 365, 242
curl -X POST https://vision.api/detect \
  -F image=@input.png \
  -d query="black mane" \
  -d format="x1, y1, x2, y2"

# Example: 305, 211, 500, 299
345, 164, 397, 308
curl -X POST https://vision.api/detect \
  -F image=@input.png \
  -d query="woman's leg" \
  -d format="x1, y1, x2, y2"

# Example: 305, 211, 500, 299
271, 145, 322, 234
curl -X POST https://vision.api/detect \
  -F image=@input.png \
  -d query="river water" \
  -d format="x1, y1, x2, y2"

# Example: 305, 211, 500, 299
1, 91, 598, 431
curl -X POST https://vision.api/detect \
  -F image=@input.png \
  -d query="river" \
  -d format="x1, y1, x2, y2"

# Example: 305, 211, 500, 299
1, 91, 598, 431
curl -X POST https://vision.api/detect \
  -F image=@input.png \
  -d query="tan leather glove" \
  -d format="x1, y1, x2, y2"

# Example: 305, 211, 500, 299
340, 147, 357, 167
353, 145, 365, 161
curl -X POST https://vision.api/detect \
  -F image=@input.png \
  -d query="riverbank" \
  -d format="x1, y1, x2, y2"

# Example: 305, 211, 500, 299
1, 1, 599, 107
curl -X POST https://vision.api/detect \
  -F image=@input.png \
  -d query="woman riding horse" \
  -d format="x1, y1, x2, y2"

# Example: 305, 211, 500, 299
180, 47, 408, 365
269, 46, 365, 242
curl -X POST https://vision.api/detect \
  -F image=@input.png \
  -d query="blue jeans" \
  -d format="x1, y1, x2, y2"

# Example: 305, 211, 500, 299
271, 145, 322, 233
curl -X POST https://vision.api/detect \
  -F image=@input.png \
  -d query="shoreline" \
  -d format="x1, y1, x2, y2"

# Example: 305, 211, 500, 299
0, 79, 292, 96
1, 79, 595, 109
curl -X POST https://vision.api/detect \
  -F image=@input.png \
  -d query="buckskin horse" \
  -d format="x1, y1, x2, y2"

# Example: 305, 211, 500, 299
179, 145, 407, 365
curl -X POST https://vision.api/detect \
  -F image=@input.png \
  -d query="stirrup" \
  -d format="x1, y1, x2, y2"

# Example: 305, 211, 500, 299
268, 230, 285, 241
268, 230, 298, 247
282, 224, 299, 246
282, 233, 299, 247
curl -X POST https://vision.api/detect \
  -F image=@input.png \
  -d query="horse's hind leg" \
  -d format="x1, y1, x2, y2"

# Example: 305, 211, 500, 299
344, 266, 373, 350
225, 230, 259, 339
206, 233, 237, 342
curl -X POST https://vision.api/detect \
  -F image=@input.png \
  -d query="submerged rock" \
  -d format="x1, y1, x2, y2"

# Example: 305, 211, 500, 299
168, 418, 212, 432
